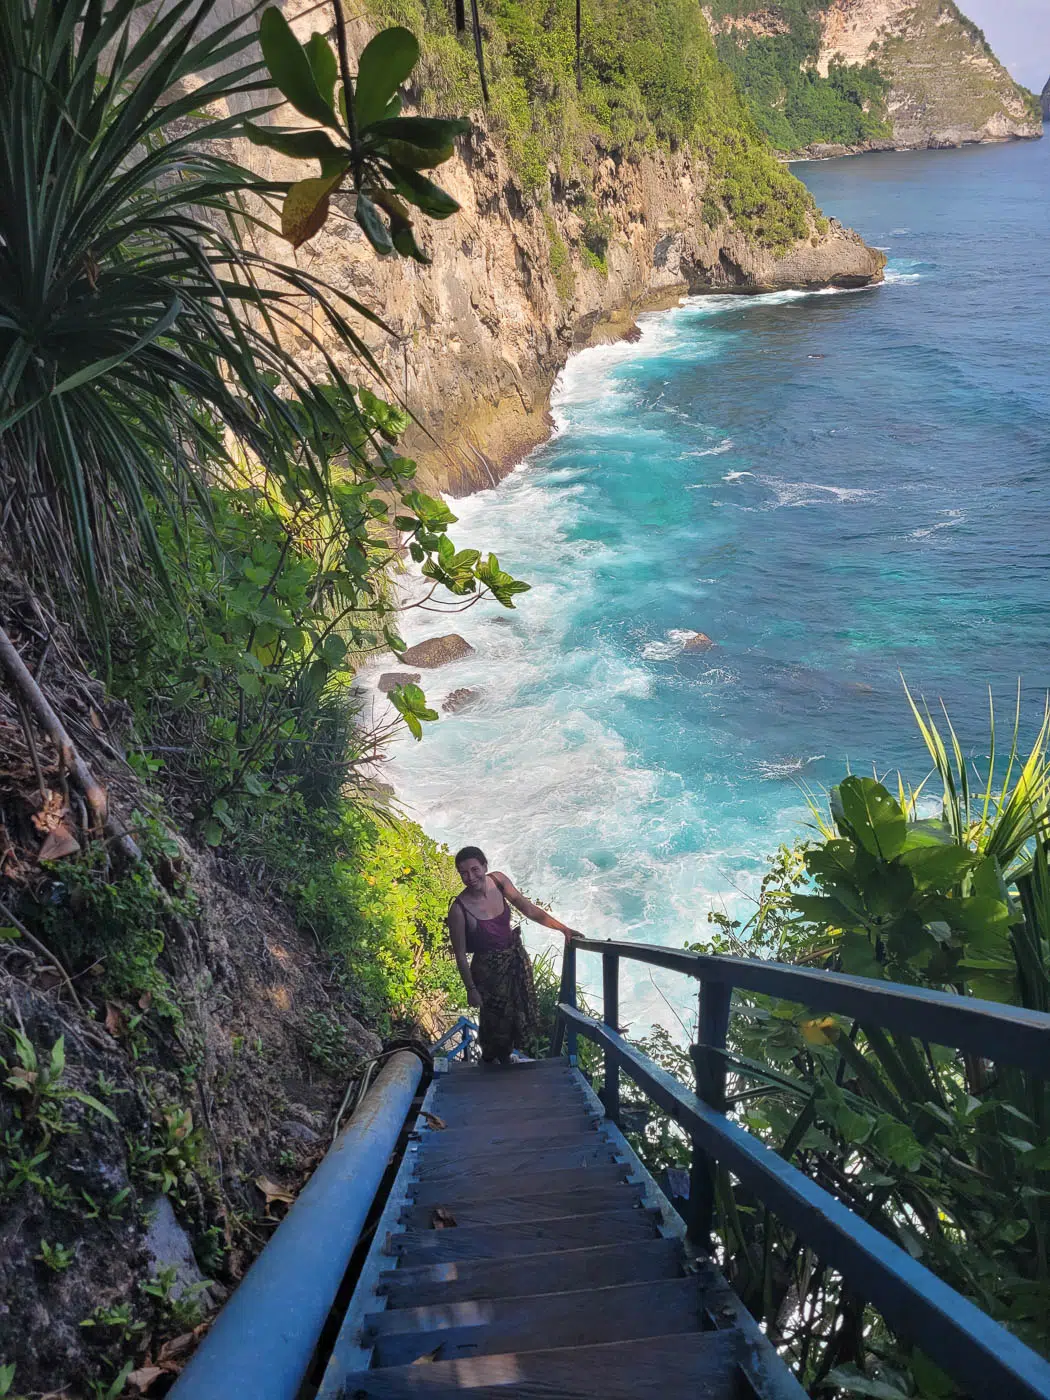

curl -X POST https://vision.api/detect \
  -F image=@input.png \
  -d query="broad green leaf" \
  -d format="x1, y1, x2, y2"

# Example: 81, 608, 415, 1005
363, 115, 470, 150
356, 27, 420, 129
281, 170, 347, 247
0, 927, 21, 942
385, 136, 457, 170
305, 32, 338, 108
355, 193, 394, 256
387, 164, 460, 218
790, 894, 860, 928
832, 776, 907, 861
873, 1117, 923, 1170
260, 8, 339, 128
898, 844, 979, 891
243, 121, 344, 163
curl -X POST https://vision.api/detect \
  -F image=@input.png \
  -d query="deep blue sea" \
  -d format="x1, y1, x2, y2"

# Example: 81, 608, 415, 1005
385, 138, 1050, 1024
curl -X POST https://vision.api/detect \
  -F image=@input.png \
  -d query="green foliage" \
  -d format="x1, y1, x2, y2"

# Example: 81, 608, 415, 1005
0, 0, 384, 642
35, 1239, 76, 1272
543, 213, 576, 299
305, 1010, 362, 1074
129, 1107, 204, 1206
30, 817, 189, 1019
251, 11, 469, 257
624, 690, 1050, 1390
2, 1031, 116, 1140
371, 0, 820, 249
256, 806, 461, 1025
711, 0, 891, 151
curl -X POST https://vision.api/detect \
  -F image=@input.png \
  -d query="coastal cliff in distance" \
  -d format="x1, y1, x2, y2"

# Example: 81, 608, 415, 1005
1042, 76, 1050, 120
241, 0, 885, 495
707, 0, 1042, 157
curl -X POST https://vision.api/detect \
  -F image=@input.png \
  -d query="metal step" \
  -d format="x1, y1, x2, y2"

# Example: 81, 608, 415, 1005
337, 1329, 745, 1398
400, 1183, 644, 1229
391, 1207, 661, 1265
364, 1275, 706, 1366
413, 1138, 617, 1179
408, 1162, 630, 1207
416, 1112, 598, 1151
376, 1237, 686, 1309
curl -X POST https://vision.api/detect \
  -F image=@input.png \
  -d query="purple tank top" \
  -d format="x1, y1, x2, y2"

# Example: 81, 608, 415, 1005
458, 883, 518, 953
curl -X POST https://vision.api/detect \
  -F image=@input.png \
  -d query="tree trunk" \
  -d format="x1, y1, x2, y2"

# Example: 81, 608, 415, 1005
0, 622, 140, 861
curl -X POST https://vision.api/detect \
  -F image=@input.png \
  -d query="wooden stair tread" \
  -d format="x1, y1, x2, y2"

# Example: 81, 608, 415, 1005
337, 1329, 744, 1398
377, 1238, 686, 1308
392, 1208, 661, 1264
364, 1275, 705, 1366
409, 1163, 630, 1207
417, 1114, 598, 1150
414, 1139, 614, 1179
402, 1184, 644, 1229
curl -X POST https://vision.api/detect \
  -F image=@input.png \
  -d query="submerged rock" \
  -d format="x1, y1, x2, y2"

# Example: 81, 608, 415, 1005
442, 687, 480, 713
681, 632, 715, 653
400, 635, 475, 668
377, 671, 421, 694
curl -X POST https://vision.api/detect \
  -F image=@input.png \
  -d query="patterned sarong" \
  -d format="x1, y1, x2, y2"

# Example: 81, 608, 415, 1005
470, 936, 539, 1062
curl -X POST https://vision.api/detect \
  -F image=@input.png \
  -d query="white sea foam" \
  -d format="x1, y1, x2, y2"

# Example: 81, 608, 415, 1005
756, 755, 825, 780
723, 470, 754, 481
641, 629, 709, 660
689, 439, 734, 457
909, 509, 964, 540
884, 268, 922, 285
767, 480, 875, 508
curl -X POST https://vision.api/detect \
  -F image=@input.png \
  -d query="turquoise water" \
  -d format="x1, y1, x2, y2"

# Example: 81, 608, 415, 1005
385, 138, 1050, 1022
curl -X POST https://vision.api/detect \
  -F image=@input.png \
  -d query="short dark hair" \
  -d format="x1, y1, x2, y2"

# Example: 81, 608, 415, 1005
454, 845, 488, 868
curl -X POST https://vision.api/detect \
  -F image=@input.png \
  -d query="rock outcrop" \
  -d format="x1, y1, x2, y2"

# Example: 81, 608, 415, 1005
377, 671, 421, 694
224, 6, 885, 497
399, 635, 476, 668
706, 0, 1042, 156
1042, 77, 1050, 121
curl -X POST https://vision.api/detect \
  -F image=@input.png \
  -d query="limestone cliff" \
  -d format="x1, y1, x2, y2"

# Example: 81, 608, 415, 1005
235, 7, 884, 495
1042, 76, 1050, 121
821, 0, 1041, 147
706, 0, 1042, 156
278, 130, 882, 492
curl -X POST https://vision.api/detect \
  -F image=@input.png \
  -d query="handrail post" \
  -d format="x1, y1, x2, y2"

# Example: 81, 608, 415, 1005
602, 952, 620, 1123
688, 977, 732, 1250
550, 937, 577, 1059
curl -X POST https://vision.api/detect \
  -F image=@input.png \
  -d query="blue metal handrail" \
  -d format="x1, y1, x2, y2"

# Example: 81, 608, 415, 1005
553, 936, 1050, 1400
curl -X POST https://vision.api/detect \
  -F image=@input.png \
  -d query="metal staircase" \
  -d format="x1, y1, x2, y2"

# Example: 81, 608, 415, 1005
322, 1057, 801, 1398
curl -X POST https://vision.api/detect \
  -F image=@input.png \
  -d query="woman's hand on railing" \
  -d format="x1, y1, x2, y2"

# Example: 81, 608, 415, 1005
563, 928, 582, 943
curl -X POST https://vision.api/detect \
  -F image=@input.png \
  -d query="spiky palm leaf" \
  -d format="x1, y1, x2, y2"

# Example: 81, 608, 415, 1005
0, 0, 384, 638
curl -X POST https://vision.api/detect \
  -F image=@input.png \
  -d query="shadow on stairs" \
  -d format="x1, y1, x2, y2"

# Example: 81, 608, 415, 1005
318, 1058, 803, 1399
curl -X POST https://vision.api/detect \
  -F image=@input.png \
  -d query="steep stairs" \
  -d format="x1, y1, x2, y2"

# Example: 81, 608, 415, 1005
323, 1058, 801, 1398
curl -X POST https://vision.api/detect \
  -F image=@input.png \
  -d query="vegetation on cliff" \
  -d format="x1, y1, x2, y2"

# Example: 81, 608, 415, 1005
707, 0, 1041, 153
624, 692, 1050, 1394
0, 0, 520, 1389
372, 0, 822, 249
710, 0, 891, 152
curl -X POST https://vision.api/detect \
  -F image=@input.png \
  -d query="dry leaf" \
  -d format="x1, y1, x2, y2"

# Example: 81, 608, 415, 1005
89, 708, 103, 731
411, 1347, 444, 1365
31, 790, 67, 834
37, 822, 80, 862
104, 1003, 125, 1038
430, 1207, 457, 1229
256, 1175, 296, 1213
138, 991, 153, 1011
158, 1326, 205, 1364
421, 1111, 446, 1131
127, 1366, 165, 1394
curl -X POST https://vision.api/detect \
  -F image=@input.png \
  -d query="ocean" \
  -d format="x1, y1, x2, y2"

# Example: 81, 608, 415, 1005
383, 137, 1050, 1028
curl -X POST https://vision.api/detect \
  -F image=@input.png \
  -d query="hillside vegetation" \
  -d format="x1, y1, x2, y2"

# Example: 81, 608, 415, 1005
372, 0, 823, 249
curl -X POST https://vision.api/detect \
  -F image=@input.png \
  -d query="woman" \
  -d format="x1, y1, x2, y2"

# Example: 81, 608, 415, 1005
448, 846, 581, 1064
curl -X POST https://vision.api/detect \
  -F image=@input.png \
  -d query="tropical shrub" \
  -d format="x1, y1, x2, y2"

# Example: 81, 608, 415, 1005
622, 693, 1050, 1395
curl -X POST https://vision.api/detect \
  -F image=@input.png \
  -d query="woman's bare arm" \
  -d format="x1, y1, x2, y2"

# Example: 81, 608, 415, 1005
492, 872, 581, 941
447, 900, 481, 1007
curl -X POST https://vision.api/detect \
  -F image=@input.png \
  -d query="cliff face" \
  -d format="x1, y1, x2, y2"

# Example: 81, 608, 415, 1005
1042, 76, 1050, 120
706, 0, 1041, 156
820, 0, 1041, 148
251, 120, 884, 495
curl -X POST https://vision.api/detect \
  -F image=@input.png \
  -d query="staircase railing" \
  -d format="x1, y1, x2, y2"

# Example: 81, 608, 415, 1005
552, 936, 1050, 1400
